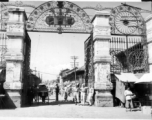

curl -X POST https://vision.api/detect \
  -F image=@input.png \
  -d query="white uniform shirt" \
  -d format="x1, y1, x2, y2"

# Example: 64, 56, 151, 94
88, 88, 94, 97
64, 87, 68, 93
124, 90, 133, 100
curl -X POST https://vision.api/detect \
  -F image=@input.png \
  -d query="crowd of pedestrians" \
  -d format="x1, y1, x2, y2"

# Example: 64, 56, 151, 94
27, 82, 95, 106
61, 82, 95, 106
27, 81, 141, 112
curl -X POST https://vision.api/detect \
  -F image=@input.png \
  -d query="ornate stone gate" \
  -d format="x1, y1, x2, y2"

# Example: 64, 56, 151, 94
0, 1, 149, 108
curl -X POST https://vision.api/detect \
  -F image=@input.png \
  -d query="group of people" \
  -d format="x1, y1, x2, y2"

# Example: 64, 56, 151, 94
27, 83, 95, 106
27, 82, 137, 110
62, 83, 95, 106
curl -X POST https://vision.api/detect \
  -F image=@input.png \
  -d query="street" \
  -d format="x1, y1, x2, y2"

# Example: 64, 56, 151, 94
0, 95, 151, 119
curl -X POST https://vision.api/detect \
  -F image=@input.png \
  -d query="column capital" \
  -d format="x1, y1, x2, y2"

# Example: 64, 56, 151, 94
91, 11, 111, 23
92, 11, 111, 41
6, 7, 27, 38
93, 26, 111, 41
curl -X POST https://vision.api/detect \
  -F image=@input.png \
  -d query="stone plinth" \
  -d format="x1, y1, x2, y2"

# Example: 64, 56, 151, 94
94, 81, 113, 107
4, 90, 21, 108
95, 91, 113, 107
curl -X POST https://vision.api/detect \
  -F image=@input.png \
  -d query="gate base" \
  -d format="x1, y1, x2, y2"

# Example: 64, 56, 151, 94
95, 91, 113, 107
4, 90, 21, 108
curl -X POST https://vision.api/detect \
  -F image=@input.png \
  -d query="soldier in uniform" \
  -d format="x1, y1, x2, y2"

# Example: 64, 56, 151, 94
73, 83, 80, 105
87, 85, 94, 106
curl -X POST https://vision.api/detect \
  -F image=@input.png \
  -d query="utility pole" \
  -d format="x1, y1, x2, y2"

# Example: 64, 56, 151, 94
40, 73, 42, 83
35, 67, 37, 76
71, 56, 78, 82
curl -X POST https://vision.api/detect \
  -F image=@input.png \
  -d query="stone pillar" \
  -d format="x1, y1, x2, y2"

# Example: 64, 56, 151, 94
3, 7, 26, 108
92, 11, 113, 107
146, 15, 152, 73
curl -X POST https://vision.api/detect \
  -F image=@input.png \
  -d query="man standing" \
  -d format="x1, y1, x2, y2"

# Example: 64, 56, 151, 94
27, 86, 34, 106
80, 84, 88, 105
87, 85, 94, 106
73, 83, 79, 105
55, 84, 59, 101
64, 85, 68, 101
124, 86, 134, 111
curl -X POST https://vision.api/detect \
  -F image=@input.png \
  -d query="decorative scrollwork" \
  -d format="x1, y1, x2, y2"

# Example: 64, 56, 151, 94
5, 1, 36, 8
26, 1, 93, 33
110, 50, 122, 73
0, 3, 9, 30
82, 5, 112, 11
109, 4, 145, 35
0, 45, 7, 67
128, 49, 144, 70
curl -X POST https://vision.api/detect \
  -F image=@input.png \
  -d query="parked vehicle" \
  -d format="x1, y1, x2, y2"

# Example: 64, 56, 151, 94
37, 83, 49, 103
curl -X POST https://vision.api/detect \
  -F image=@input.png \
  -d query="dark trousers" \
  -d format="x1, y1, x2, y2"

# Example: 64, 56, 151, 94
56, 93, 58, 101
28, 96, 33, 105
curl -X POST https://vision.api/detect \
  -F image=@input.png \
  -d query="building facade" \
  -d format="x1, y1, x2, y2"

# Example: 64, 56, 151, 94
60, 67, 85, 86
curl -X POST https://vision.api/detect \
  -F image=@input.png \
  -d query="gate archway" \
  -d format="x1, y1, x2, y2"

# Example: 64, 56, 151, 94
26, 1, 93, 33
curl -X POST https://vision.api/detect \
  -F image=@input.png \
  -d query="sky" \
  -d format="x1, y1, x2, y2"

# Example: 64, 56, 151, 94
4, 0, 151, 81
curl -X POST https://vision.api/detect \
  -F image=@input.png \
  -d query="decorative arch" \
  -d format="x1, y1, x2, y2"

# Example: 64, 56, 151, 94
26, 1, 93, 33
109, 4, 146, 36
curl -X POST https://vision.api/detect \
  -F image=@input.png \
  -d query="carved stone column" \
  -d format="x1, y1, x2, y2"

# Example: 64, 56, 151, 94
92, 11, 113, 107
3, 7, 26, 108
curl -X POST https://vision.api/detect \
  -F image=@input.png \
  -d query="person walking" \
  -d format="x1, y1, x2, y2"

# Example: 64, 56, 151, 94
124, 86, 134, 111
55, 84, 59, 102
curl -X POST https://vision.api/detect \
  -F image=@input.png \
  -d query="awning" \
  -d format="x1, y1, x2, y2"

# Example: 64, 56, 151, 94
135, 73, 152, 84
115, 73, 139, 82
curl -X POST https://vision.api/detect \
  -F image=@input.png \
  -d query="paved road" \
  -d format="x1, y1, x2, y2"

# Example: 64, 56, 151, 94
0, 95, 151, 119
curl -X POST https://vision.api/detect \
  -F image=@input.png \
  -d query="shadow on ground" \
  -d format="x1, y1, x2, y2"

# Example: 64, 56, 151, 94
22, 100, 76, 108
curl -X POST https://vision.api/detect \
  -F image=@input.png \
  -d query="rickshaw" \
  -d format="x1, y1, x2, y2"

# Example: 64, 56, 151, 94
37, 83, 49, 104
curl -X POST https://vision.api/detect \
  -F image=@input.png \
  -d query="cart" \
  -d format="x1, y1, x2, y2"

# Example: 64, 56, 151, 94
36, 84, 49, 104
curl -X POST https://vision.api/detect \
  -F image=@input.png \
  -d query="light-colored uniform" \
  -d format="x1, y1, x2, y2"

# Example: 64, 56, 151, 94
88, 88, 94, 105
81, 87, 86, 105
73, 87, 79, 103
64, 87, 68, 101
124, 89, 133, 109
